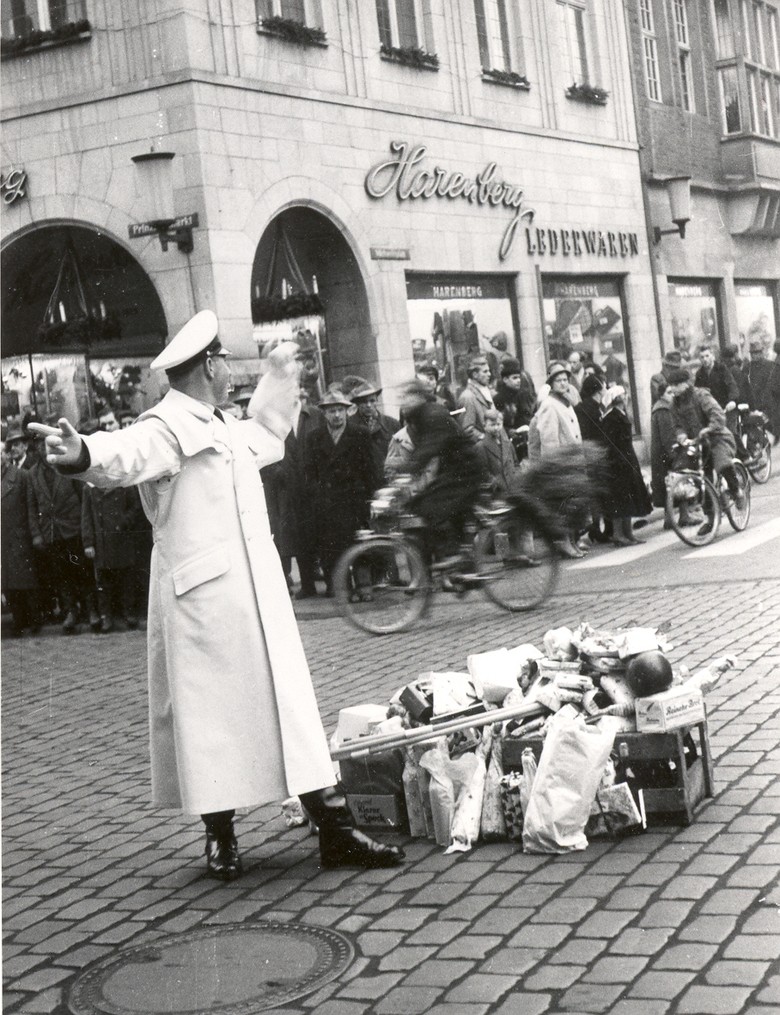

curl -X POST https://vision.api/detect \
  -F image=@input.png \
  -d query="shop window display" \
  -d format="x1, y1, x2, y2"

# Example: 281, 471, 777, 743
406, 274, 520, 396
1, 355, 166, 431
735, 282, 778, 357
253, 316, 328, 405
542, 276, 638, 428
667, 280, 721, 359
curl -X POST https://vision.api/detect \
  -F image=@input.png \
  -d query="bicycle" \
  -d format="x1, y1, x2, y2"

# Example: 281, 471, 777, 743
332, 481, 560, 635
733, 403, 772, 484
665, 432, 751, 548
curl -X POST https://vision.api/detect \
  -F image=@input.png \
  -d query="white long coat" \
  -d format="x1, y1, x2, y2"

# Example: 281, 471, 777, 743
75, 382, 336, 815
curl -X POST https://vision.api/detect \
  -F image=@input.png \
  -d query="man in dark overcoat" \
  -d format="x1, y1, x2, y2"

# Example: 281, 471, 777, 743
26, 434, 99, 633
343, 377, 400, 488
306, 390, 375, 594
694, 344, 738, 409
1, 441, 40, 635
261, 388, 323, 599
743, 338, 780, 443
81, 484, 147, 632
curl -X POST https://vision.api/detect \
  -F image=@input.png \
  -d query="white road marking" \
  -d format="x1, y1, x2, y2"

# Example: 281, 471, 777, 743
568, 531, 679, 569
681, 516, 780, 558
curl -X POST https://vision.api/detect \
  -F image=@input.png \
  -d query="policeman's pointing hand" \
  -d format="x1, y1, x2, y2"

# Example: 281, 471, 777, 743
28, 418, 83, 467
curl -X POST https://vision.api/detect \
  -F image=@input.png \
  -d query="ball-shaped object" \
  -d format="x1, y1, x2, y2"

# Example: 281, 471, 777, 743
625, 651, 673, 698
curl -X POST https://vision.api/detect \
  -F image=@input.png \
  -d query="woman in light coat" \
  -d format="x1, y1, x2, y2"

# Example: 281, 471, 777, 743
528, 362, 588, 558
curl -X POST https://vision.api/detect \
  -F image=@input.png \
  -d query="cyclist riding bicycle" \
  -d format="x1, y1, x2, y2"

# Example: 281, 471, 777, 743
398, 380, 485, 567
666, 368, 747, 512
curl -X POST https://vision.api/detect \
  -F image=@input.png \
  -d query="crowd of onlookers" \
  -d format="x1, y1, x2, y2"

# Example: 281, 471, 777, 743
1, 406, 152, 637
3, 334, 779, 633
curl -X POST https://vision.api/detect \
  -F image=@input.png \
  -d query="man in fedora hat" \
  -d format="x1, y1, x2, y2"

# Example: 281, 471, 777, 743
6, 425, 34, 470
651, 349, 684, 405
342, 376, 400, 485
305, 387, 376, 596
40, 310, 404, 880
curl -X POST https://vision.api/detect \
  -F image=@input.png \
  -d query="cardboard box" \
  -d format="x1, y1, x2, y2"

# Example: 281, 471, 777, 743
346, 793, 409, 833
635, 686, 704, 733
336, 704, 388, 742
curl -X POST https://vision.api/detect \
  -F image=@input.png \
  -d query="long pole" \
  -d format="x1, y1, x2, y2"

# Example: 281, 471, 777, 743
330, 700, 545, 761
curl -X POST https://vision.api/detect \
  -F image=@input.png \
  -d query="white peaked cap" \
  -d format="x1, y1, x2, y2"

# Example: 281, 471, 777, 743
150, 310, 221, 371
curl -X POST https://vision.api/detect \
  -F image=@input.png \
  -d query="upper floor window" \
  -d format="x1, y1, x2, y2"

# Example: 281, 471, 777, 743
557, 0, 589, 84
718, 65, 742, 131
713, 0, 736, 58
2, 0, 86, 37
474, 0, 517, 73
769, 7, 780, 67
748, 66, 777, 133
754, 1, 768, 60
639, 0, 662, 101
741, 0, 754, 58
740, 0, 780, 135
376, 0, 426, 51
671, 0, 694, 110
257, 0, 321, 26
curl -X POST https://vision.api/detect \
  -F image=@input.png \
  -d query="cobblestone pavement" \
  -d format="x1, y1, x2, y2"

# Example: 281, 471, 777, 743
3, 575, 780, 1015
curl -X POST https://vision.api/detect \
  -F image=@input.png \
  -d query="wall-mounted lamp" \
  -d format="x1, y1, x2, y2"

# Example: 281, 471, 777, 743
128, 151, 198, 253
653, 175, 692, 244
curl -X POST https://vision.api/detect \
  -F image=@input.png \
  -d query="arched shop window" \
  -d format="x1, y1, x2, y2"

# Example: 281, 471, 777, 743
1, 225, 167, 428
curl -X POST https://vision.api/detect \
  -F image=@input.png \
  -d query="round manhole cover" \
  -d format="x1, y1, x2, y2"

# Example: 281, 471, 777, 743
67, 921, 355, 1015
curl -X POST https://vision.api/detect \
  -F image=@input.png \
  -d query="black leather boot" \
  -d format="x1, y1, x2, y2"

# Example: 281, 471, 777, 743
299, 786, 405, 869
202, 811, 242, 881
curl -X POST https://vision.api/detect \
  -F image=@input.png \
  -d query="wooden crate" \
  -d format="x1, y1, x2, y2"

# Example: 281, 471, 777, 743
502, 717, 714, 826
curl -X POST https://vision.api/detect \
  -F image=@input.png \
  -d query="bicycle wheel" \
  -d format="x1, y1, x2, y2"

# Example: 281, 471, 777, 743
665, 473, 721, 547
332, 538, 429, 635
474, 509, 559, 612
723, 461, 751, 531
748, 439, 771, 484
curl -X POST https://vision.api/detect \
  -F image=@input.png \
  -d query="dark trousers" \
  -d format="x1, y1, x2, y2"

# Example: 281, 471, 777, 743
95, 567, 136, 620
295, 552, 319, 594
36, 537, 96, 616
5, 589, 41, 632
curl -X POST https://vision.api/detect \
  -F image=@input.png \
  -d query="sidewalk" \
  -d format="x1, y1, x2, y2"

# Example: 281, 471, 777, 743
2, 576, 779, 1014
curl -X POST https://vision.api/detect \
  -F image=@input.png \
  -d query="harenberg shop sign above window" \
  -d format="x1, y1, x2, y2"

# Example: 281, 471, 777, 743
365, 142, 640, 262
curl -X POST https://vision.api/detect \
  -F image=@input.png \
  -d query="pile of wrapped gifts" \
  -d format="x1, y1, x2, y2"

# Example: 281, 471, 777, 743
328, 624, 735, 855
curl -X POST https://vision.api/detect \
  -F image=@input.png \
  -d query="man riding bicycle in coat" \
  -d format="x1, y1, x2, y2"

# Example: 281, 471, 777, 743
666, 368, 747, 513
398, 380, 485, 567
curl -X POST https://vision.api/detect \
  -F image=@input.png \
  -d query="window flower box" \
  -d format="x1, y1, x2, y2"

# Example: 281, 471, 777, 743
258, 15, 327, 47
379, 43, 439, 71
1, 19, 91, 60
481, 67, 531, 90
565, 82, 609, 105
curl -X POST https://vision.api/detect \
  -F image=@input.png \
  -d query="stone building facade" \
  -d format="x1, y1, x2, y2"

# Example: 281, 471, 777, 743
2, 1, 659, 440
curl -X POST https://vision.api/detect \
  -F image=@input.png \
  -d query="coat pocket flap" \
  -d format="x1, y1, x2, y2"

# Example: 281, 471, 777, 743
172, 548, 229, 596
